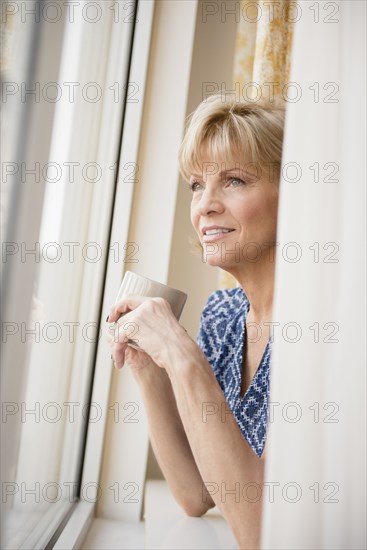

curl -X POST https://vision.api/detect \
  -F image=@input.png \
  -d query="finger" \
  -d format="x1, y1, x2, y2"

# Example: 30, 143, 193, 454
113, 319, 139, 347
106, 331, 114, 345
113, 342, 127, 369
105, 317, 128, 344
106, 325, 127, 349
107, 295, 150, 323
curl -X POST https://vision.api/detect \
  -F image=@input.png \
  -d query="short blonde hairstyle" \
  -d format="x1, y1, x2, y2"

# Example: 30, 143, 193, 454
178, 95, 285, 184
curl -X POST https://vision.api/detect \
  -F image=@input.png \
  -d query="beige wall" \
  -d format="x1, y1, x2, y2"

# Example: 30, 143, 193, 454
97, 0, 239, 498
168, 2, 238, 339
150, 0, 238, 480
97, 0, 199, 519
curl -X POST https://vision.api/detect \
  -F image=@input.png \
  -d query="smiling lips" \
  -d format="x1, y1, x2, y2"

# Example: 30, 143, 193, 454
201, 226, 235, 243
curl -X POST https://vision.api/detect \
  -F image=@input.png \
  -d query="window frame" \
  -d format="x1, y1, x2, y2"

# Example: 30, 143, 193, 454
1, 0, 154, 547
52, 0, 155, 546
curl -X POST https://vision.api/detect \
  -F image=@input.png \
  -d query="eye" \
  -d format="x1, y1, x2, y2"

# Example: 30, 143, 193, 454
226, 177, 246, 188
188, 180, 203, 192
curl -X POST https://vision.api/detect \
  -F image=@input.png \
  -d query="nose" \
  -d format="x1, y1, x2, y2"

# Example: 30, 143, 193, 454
194, 185, 225, 217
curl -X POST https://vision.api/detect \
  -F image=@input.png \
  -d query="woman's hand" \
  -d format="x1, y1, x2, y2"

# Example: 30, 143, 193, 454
106, 330, 156, 372
106, 295, 190, 370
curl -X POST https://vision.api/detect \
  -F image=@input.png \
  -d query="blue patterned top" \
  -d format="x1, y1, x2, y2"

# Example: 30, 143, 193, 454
196, 287, 272, 458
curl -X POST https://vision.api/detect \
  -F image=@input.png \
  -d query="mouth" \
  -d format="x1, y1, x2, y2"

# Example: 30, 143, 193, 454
201, 226, 235, 236
201, 227, 235, 243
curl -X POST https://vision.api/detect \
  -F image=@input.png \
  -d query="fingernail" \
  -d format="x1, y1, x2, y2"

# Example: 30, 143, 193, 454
106, 315, 109, 322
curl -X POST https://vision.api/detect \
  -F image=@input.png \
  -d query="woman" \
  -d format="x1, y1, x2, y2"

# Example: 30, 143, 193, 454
106, 95, 285, 549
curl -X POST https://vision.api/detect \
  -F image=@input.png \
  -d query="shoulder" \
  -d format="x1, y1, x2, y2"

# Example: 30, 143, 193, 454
200, 287, 249, 321
197, 286, 249, 379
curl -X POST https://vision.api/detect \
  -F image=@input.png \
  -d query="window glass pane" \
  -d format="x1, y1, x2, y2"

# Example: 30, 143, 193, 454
1, 2, 134, 547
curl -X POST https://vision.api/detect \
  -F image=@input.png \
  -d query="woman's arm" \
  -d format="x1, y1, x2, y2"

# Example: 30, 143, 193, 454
163, 339, 265, 550
131, 358, 216, 515
107, 319, 215, 514
108, 297, 265, 549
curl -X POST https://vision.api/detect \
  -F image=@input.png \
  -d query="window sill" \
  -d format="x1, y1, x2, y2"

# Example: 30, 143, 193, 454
77, 481, 238, 550
143, 480, 238, 549
80, 518, 145, 550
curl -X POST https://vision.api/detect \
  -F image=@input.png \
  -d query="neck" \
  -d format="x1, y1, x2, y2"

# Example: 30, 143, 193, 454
224, 256, 275, 323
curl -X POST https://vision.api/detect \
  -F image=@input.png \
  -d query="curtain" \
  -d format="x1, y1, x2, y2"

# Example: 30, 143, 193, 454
219, 0, 294, 289
261, 1, 366, 548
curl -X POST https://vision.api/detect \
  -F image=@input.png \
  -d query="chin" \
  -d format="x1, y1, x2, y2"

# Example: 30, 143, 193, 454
202, 254, 238, 270
204, 258, 223, 268
201, 248, 221, 266
201, 243, 239, 268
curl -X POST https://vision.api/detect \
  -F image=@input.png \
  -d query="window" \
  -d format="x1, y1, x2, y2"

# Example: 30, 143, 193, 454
1, 1, 138, 546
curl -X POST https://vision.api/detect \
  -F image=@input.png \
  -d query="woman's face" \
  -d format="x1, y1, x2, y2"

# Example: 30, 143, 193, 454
189, 150, 279, 272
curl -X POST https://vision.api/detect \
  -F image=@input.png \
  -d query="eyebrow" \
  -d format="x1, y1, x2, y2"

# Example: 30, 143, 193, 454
190, 168, 257, 179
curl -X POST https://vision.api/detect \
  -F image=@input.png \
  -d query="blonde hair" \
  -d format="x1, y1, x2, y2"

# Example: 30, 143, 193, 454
178, 94, 285, 184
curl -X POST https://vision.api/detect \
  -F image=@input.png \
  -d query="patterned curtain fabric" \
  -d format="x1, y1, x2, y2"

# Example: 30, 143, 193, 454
218, 0, 294, 289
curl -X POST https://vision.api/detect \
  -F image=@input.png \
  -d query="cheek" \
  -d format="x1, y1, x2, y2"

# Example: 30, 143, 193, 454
190, 204, 198, 230
234, 201, 259, 225
264, 192, 279, 223
235, 194, 278, 228
256, 195, 279, 235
